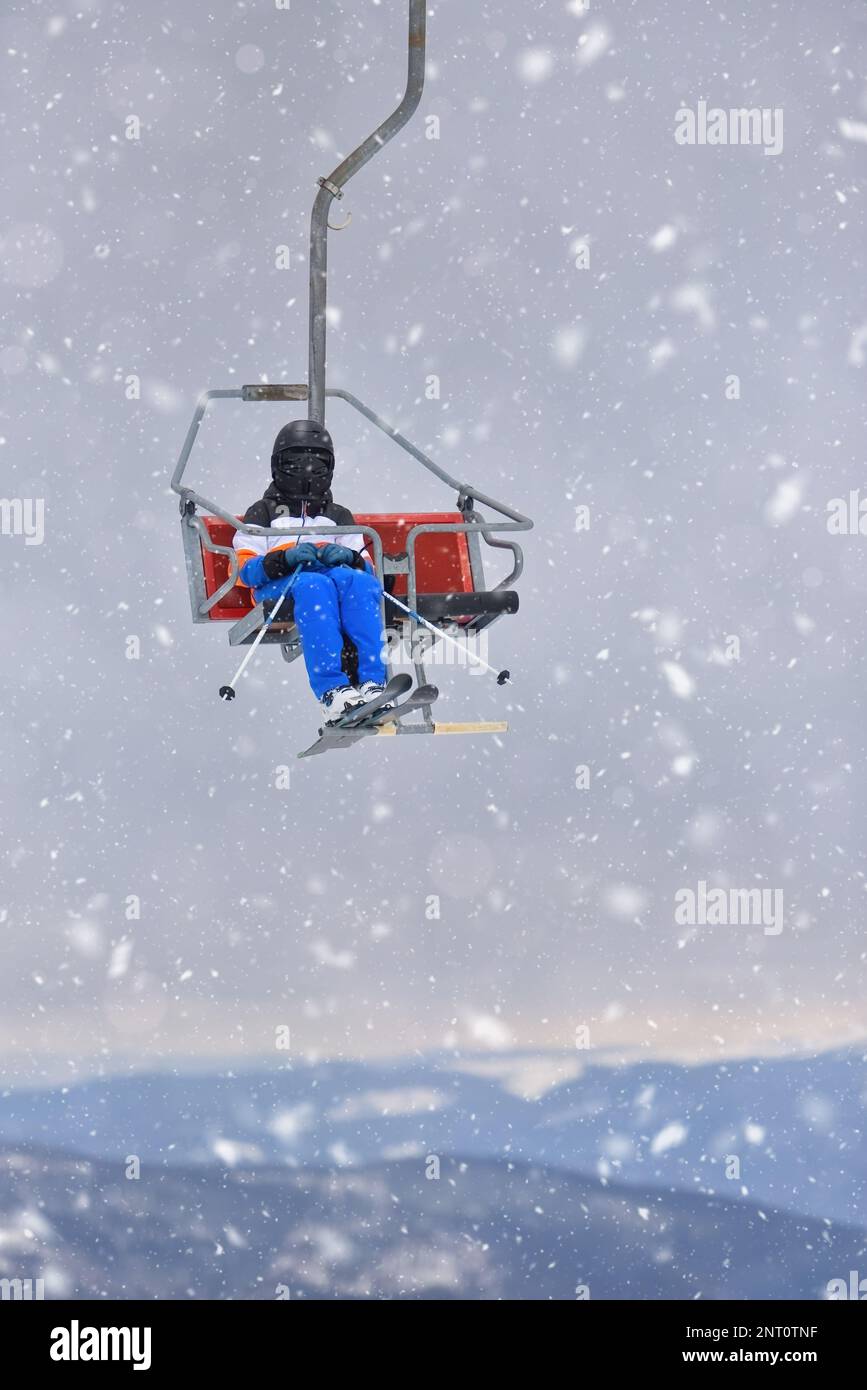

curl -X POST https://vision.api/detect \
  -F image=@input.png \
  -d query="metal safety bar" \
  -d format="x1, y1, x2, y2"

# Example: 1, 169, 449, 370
173, 383, 530, 522
172, 385, 532, 549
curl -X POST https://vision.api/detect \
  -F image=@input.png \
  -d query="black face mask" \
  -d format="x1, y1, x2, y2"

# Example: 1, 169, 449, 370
271, 449, 334, 505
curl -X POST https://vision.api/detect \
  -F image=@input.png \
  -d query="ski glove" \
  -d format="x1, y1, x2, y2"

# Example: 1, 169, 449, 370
318, 542, 358, 568
261, 542, 320, 581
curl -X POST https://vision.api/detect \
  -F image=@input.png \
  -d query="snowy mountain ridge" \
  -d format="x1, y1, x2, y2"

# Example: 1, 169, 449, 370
1, 1046, 864, 1227
2, 1145, 865, 1301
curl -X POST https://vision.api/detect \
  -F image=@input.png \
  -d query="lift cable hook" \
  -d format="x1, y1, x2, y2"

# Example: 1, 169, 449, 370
318, 176, 352, 232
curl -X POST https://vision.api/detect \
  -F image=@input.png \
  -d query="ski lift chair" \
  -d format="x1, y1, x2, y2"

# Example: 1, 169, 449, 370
172, 384, 530, 702
170, 2, 532, 745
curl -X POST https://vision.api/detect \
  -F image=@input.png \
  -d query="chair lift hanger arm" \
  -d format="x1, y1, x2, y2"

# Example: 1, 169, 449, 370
308, 0, 427, 425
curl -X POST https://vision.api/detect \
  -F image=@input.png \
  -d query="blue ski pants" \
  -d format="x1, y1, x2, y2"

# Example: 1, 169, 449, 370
255, 565, 387, 699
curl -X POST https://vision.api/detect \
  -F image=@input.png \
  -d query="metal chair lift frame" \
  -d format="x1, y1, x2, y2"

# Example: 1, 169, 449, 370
171, 0, 532, 739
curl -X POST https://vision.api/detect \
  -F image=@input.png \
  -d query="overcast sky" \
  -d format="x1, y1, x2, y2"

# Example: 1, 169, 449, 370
1, 0, 866, 1085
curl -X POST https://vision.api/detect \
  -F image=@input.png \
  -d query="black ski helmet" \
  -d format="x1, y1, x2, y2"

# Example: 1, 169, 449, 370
270, 419, 335, 505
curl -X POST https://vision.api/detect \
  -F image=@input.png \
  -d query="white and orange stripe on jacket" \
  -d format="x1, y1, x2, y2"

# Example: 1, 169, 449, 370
233, 509, 367, 586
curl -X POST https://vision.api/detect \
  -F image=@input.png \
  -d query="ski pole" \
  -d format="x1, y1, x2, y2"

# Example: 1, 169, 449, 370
219, 590, 289, 701
384, 590, 511, 685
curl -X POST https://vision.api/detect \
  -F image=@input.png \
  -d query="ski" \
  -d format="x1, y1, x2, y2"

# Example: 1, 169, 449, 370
357, 682, 439, 730
297, 677, 438, 758
330, 673, 412, 728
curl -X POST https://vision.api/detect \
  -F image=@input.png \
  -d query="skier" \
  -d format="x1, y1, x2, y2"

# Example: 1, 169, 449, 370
233, 419, 389, 723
